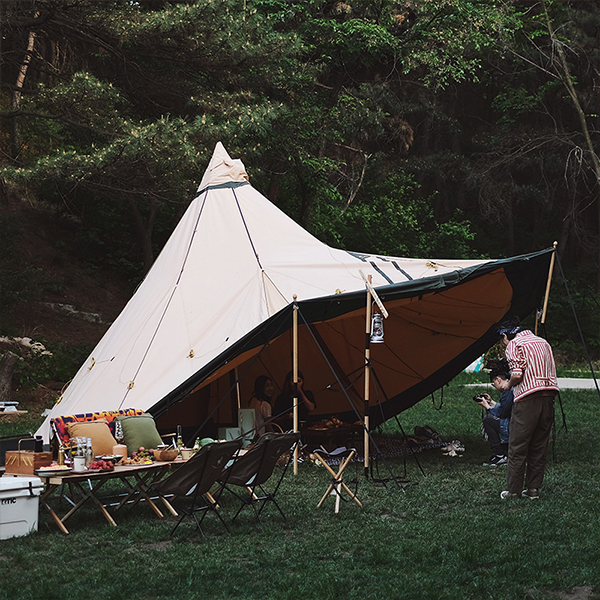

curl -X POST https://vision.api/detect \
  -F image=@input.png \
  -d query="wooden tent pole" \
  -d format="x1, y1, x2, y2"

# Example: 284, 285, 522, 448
293, 295, 299, 475
364, 277, 372, 478
235, 367, 241, 410
541, 242, 558, 325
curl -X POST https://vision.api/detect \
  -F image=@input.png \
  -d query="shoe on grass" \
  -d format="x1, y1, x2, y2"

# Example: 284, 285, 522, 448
483, 455, 507, 466
521, 488, 540, 499
500, 490, 519, 499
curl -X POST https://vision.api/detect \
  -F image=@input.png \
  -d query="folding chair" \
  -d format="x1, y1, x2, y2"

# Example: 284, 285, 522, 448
217, 432, 301, 523
151, 439, 242, 537
314, 447, 362, 514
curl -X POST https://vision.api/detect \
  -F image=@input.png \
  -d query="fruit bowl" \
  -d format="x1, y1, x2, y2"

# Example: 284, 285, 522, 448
154, 448, 178, 462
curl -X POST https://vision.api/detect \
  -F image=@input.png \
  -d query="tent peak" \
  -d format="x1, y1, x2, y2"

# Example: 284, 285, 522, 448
197, 142, 249, 192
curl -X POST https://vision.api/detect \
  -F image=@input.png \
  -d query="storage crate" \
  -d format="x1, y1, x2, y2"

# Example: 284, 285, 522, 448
0, 475, 44, 539
4, 451, 53, 476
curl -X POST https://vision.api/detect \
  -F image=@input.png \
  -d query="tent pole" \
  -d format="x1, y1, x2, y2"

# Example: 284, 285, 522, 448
364, 277, 372, 478
235, 367, 241, 410
541, 242, 558, 325
293, 295, 299, 475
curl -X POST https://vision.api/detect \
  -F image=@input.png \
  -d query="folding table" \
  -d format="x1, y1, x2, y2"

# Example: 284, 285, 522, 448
38, 460, 183, 534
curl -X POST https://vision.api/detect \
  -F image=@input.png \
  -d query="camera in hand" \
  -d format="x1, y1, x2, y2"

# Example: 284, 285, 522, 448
473, 394, 484, 403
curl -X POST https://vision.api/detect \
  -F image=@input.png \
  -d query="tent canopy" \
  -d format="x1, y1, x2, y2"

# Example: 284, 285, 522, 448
37, 143, 552, 442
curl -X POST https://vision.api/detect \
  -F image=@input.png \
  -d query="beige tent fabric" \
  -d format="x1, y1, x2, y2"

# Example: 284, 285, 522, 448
197, 142, 249, 190
37, 143, 519, 442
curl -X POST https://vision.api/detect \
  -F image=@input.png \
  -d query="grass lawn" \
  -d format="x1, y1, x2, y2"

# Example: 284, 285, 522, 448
0, 380, 598, 600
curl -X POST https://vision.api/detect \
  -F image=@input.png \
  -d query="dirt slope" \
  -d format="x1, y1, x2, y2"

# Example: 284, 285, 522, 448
2, 195, 134, 413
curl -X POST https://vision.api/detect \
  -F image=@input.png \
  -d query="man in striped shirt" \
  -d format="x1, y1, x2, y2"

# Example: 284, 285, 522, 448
497, 318, 559, 500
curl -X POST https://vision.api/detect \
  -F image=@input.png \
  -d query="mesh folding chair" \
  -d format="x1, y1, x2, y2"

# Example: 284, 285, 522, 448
151, 439, 242, 537
218, 432, 301, 523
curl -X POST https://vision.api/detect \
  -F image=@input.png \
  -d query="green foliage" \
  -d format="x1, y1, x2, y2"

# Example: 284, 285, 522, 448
492, 80, 568, 129
307, 18, 400, 67
314, 169, 476, 258
14, 341, 92, 390
401, 0, 512, 88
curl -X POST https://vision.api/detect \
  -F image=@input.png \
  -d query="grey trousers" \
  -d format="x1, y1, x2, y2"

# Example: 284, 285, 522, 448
507, 393, 555, 493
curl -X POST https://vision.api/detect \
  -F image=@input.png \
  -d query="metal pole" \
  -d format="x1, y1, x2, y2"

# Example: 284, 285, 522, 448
293, 295, 299, 475
364, 277, 372, 478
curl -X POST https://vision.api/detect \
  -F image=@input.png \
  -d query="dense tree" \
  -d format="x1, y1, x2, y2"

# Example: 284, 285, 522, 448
1, 0, 494, 270
1, 0, 598, 289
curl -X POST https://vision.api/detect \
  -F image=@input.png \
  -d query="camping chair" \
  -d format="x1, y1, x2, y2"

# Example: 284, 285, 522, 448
314, 447, 362, 514
217, 432, 301, 523
150, 439, 242, 537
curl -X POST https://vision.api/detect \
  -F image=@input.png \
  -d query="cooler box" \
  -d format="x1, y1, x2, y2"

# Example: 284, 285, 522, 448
0, 475, 44, 540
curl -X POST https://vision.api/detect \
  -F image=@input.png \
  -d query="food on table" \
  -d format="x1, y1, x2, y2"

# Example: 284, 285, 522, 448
37, 464, 71, 471
309, 416, 345, 429
87, 459, 114, 471
121, 447, 155, 464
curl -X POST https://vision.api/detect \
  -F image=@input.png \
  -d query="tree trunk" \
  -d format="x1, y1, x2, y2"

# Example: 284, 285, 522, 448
0, 352, 19, 405
10, 18, 37, 157
127, 197, 159, 273
267, 171, 283, 204
506, 195, 515, 256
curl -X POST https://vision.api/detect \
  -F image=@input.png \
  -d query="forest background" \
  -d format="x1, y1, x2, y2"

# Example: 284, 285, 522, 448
1, 0, 599, 404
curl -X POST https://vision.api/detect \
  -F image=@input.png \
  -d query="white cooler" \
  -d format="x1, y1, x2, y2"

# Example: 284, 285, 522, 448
0, 475, 44, 540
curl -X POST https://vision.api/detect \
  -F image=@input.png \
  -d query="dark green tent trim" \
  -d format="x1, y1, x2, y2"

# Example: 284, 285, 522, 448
151, 247, 553, 426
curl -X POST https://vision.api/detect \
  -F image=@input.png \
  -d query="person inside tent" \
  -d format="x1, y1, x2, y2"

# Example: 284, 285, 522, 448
475, 360, 514, 466
273, 370, 316, 431
249, 375, 274, 438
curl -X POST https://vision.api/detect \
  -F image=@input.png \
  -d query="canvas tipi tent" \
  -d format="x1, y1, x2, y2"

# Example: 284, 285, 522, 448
37, 143, 553, 442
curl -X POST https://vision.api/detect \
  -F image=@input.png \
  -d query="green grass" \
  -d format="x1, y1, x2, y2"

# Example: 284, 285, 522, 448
1, 382, 598, 600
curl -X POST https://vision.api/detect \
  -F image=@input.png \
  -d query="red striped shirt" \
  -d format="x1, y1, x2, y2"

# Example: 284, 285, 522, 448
506, 330, 559, 402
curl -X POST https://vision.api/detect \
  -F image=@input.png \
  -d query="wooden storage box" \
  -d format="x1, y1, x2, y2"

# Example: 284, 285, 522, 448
4, 451, 53, 475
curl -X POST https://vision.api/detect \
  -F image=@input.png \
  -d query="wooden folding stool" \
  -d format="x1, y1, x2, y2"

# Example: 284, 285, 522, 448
314, 447, 362, 514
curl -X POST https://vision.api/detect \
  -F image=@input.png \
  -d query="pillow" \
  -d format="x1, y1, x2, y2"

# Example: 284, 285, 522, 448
116, 414, 163, 455
66, 419, 118, 456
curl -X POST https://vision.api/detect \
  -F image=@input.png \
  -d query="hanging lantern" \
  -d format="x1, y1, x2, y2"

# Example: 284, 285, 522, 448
371, 311, 384, 344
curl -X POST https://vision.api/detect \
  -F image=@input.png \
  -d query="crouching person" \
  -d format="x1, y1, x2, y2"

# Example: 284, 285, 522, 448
476, 361, 514, 466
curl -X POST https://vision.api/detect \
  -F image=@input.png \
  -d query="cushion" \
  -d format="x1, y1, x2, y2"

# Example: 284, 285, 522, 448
66, 419, 118, 456
51, 408, 145, 446
116, 414, 163, 455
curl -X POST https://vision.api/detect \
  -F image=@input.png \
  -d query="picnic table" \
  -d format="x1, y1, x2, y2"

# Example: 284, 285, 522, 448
37, 459, 186, 534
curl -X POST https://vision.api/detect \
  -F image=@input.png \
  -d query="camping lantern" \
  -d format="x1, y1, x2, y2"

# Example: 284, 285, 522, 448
371, 311, 384, 344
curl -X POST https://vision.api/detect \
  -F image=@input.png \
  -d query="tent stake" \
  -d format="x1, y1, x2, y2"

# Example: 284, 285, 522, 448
293, 295, 299, 475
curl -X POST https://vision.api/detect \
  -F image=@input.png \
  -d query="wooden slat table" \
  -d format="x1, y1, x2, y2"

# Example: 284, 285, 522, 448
38, 459, 185, 534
